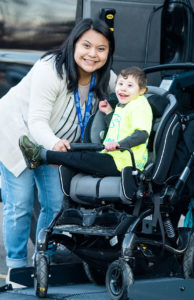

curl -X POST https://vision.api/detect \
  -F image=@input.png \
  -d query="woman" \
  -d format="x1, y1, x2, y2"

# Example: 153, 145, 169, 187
0, 18, 116, 276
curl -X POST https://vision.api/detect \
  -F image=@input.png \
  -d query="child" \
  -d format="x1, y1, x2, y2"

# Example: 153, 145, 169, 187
19, 66, 153, 176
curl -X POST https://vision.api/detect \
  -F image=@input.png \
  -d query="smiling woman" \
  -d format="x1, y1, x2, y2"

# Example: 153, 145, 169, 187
0, 18, 116, 276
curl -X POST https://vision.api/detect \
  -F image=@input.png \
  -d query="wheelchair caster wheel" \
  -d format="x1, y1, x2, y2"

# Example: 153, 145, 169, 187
106, 259, 134, 300
34, 254, 49, 298
183, 232, 194, 278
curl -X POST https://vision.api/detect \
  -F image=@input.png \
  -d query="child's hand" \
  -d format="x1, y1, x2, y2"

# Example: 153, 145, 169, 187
99, 99, 113, 115
105, 142, 120, 152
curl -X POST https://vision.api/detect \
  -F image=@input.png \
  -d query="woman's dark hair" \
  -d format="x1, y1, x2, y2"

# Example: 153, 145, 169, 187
42, 18, 115, 99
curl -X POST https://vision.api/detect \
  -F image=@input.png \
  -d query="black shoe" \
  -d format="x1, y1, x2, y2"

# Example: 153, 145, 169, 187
19, 135, 43, 169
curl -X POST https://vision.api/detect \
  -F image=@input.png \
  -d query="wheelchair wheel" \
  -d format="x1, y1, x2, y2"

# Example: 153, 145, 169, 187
183, 232, 194, 278
34, 254, 49, 298
106, 259, 134, 300
83, 262, 106, 285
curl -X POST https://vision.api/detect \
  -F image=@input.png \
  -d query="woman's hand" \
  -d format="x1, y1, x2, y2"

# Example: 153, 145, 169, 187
105, 141, 120, 152
52, 139, 71, 152
99, 99, 113, 115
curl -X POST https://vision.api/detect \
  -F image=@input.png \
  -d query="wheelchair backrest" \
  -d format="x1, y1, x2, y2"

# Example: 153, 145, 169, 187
146, 86, 180, 184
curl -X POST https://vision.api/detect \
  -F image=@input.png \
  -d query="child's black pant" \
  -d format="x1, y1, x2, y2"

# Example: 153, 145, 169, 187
46, 150, 120, 177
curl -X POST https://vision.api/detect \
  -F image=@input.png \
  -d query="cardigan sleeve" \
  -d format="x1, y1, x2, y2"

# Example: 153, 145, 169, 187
28, 58, 64, 149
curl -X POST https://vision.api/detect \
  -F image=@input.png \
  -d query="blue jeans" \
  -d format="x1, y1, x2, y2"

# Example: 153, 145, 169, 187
0, 163, 64, 268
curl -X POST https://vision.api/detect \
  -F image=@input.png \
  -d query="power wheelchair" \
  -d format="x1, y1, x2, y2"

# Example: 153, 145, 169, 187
34, 85, 194, 300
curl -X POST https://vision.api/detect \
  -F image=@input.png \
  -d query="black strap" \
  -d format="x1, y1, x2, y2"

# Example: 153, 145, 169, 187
180, 114, 194, 153
96, 178, 103, 198
132, 197, 142, 217
152, 194, 165, 246
0, 284, 13, 292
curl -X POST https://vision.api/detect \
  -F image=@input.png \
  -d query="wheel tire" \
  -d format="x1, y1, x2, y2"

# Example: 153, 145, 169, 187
34, 254, 49, 298
106, 259, 134, 300
183, 232, 194, 278
30, 187, 40, 245
83, 262, 106, 285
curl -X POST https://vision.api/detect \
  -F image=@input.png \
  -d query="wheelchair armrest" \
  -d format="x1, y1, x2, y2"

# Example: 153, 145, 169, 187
117, 146, 136, 170
70, 144, 137, 170
69, 143, 136, 170
70, 143, 104, 151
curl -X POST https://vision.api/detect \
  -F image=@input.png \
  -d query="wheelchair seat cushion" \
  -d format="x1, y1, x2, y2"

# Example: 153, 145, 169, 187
69, 167, 137, 206
70, 174, 122, 205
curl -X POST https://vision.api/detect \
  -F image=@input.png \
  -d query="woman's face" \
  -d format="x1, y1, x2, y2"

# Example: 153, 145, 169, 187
74, 29, 109, 76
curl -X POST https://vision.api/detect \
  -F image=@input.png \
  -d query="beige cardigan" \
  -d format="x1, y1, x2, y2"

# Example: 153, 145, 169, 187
0, 57, 117, 176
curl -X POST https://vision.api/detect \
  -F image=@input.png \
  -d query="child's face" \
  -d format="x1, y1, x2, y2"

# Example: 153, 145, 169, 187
115, 75, 146, 105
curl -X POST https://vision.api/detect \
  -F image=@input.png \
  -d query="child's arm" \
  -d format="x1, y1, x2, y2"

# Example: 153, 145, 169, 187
104, 130, 148, 152
118, 130, 149, 148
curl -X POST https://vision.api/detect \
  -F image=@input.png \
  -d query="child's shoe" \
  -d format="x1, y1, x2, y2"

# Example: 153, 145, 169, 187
19, 135, 43, 169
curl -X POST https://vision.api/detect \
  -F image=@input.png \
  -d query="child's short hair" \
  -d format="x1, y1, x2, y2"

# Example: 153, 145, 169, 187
119, 66, 147, 89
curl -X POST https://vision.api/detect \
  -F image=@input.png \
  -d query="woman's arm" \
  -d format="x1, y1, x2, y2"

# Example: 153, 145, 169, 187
28, 58, 65, 150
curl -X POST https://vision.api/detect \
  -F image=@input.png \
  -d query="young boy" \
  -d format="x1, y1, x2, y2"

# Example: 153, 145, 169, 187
19, 66, 152, 176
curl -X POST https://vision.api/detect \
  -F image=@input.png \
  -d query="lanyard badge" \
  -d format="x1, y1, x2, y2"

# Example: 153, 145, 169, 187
74, 72, 96, 140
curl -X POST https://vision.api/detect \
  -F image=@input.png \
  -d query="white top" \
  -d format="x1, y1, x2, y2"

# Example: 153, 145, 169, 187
0, 56, 117, 176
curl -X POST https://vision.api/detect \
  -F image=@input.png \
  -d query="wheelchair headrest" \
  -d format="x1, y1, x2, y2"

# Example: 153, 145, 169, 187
89, 110, 106, 143
83, 93, 118, 144
147, 94, 169, 118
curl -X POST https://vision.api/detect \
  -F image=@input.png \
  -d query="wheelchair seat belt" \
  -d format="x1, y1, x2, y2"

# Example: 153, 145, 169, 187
152, 194, 165, 246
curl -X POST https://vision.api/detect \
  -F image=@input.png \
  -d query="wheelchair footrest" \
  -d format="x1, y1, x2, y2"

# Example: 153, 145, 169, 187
9, 263, 89, 287
55, 214, 136, 236
55, 224, 119, 236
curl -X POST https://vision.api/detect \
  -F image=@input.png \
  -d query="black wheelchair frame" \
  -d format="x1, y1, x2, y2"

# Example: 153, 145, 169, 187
33, 64, 194, 300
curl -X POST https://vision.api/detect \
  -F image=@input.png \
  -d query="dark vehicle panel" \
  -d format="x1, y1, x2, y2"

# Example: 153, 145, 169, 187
0, 0, 77, 50
83, 0, 164, 72
0, 0, 194, 93
0, 49, 42, 96
83, 0, 194, 84
0, 0, 78, 95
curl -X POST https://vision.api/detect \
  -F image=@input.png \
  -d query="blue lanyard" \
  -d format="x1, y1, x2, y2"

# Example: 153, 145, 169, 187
74, 72, 96, 140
